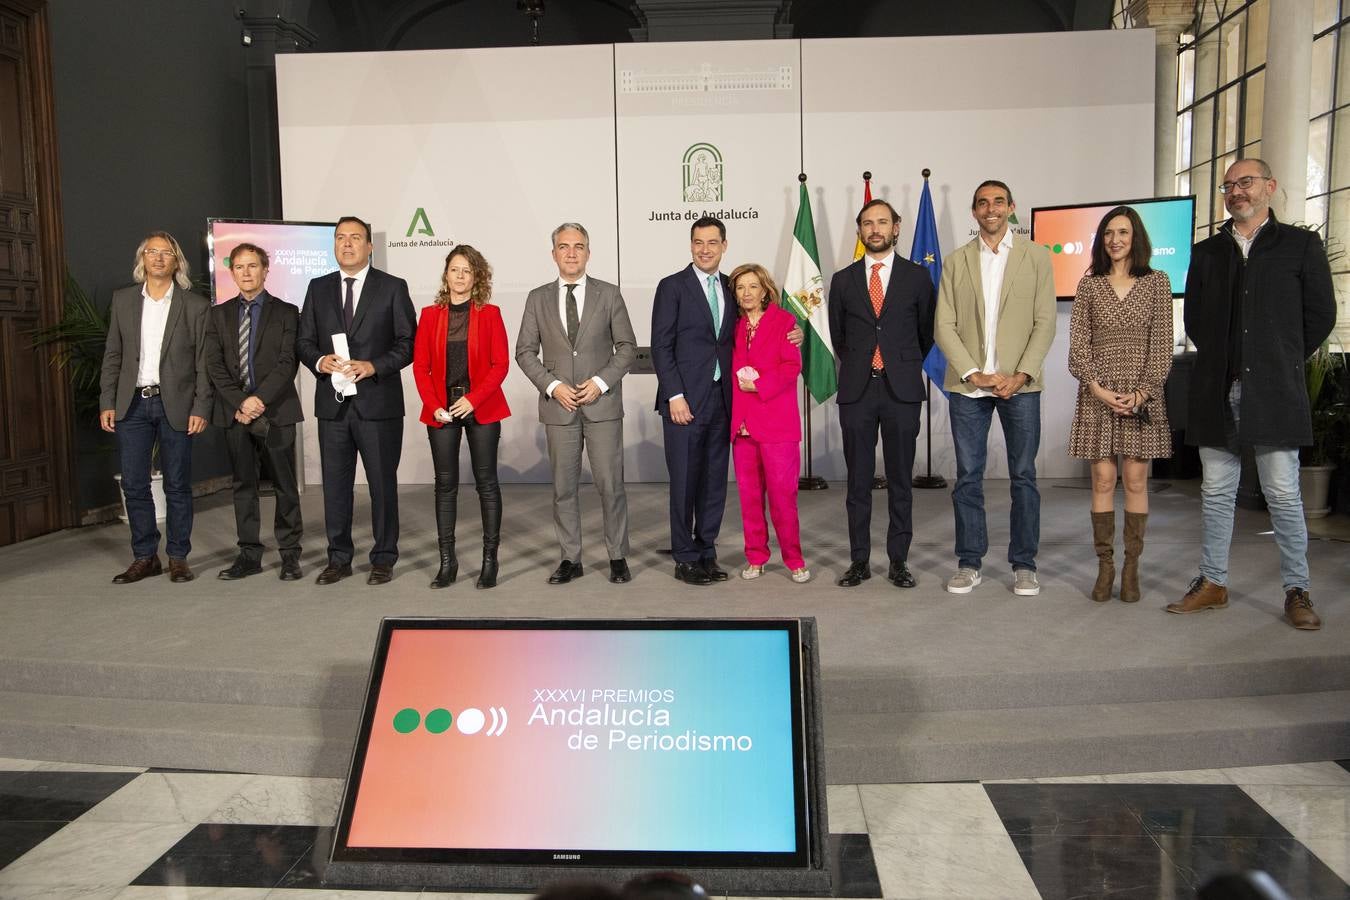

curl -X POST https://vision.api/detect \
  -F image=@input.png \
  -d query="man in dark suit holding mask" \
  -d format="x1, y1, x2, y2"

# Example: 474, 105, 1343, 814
828, 198, 936, 590
297, 216, 417, 585
204, 242, 304, 582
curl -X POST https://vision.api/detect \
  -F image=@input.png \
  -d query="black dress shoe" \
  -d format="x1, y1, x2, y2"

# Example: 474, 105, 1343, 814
836, 561, 871, 587
279, 557, 303, 581
217, 557, 263, 580
674, 562, 712, 585
368, 564, 394, 585
609, 558, 632, 584
548, 560, 583, 584
702, 558, 729, 582
315, 562, 352, 585
888, 561, 917, 589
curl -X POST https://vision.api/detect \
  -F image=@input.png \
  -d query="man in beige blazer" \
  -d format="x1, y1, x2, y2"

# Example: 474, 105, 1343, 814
934, 180, 1056, 597
515, 222, 638, 585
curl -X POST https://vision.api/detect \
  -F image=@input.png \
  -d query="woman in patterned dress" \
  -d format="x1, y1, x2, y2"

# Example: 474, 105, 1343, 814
1067, 206, 1174, 603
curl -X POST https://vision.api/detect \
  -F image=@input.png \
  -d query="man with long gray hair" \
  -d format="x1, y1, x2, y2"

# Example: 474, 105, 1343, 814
99, 231, 212, 584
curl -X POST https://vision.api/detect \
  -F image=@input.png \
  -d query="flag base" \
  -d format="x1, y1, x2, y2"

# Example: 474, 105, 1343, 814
798, 476, 829, 491
871, 477, 887, 490
914, 474, 948, 489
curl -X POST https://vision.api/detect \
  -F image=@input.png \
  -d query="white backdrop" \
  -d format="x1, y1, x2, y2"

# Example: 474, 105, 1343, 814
276, 30, 1155, 485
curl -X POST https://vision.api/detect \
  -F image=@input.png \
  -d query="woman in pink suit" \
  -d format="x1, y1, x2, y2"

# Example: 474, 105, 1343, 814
729, 263, 808, 582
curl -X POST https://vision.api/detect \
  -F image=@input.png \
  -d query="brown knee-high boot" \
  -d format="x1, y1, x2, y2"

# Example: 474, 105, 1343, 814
1091, 511, 1115, 602
1120, 512, 1146, 602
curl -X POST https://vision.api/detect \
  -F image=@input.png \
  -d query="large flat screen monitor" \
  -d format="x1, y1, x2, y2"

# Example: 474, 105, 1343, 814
206, 218, 338, 306
331, 618, 814, 870
1031, 196, 1196, 300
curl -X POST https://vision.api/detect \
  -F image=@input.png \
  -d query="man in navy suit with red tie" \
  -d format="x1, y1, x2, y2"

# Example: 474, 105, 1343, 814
828, 199, 936, 590
297, 216, 417, 586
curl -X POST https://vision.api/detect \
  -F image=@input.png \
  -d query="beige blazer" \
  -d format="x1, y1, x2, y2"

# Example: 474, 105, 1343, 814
934, 233, 1057, 395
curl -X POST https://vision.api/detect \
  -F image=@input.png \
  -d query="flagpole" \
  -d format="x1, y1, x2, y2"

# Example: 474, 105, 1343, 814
913, 168, 948, 490
797, 172, 828, 491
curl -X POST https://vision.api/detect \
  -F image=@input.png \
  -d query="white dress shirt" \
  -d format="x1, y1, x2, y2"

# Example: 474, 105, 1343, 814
315, 263, 371, 374
136, 283, 174, 387
546, 275, 609, 398
963, 228, 1015, 398
863, 251, 895, 297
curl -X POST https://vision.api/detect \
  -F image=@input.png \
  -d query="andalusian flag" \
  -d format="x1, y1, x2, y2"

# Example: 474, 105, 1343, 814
781, 181, 837, 404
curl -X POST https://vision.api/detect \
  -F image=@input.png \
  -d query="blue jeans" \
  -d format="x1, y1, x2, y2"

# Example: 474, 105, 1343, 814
948, 390, 1041, 571
1198, 381, 1309, 590
117, 394, 193, 560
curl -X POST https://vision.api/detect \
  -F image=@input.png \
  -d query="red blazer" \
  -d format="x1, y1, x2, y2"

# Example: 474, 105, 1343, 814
413, 301, 511, 426
730, 303, 801, 443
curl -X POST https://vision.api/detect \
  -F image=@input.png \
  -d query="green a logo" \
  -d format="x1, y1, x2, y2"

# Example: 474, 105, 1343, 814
1008, 211, 1020, 225
406, 207, 435, 238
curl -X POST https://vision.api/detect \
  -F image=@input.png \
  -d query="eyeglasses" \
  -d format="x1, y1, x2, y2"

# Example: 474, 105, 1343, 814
142, 248, 176, 259
1219, 175, 1266, 194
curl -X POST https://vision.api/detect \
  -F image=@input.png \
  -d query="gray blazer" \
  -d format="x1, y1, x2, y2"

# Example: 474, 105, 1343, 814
514, 276, 637, 425
99, 284, 213, 431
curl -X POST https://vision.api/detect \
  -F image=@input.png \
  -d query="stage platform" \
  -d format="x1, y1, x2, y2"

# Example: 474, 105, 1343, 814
1, 478, 1346, 784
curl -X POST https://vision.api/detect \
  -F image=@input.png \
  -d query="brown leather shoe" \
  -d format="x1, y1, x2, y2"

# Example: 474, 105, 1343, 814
1166, 576, 1228, 614
112, 556, 162, 584
167, 558, 195, 583
367, 564, 394, 585
1284, 588, 1322, 631
315, 562, 352, 585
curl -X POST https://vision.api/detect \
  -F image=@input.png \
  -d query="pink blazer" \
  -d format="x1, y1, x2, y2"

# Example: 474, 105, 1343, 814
730, 303, 802, 443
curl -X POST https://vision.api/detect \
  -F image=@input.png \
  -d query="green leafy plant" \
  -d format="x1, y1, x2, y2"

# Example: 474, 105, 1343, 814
1304, 339, 1348, 467
30, 272, 109, 419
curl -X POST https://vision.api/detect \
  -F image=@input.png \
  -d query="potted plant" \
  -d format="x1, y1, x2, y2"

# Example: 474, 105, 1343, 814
30, 273, 166, 521
1300, 339, 1347, 517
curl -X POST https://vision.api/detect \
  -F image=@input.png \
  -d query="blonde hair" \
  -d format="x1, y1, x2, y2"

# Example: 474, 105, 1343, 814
132, 231, 192, 290
729, 263, 778, 313
435, 244, 493, 309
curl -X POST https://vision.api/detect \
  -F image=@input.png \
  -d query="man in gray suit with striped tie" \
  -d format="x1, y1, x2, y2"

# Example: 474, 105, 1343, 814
515, 222, 638, 585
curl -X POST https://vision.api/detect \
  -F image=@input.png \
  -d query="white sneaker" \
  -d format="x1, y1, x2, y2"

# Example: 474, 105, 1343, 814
1013, 568, 1041, 596
945, 567, 982, 594
740, 564, 763, 580
790, 567, 811, 584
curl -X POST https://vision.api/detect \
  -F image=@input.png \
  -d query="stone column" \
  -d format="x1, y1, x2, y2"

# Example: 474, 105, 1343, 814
240, 3, 317, 219
1128, 1, 1196, 197
1259, 0, 1315, 218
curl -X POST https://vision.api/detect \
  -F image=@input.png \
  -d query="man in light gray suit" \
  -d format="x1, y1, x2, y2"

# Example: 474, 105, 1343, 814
515, 222, 637, 584
99, 231, 213, 584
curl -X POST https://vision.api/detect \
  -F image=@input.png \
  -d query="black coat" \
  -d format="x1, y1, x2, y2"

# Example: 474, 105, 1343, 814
1183, 213, 1335, 448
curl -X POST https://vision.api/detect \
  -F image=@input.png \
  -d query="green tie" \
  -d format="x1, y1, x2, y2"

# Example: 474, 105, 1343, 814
706, 274, 721, 381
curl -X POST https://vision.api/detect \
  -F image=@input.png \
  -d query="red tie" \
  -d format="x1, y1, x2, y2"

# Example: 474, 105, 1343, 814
869, 262, 885, 369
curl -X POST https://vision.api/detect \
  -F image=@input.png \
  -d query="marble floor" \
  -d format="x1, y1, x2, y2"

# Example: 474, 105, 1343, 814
0, 758, 1347, 899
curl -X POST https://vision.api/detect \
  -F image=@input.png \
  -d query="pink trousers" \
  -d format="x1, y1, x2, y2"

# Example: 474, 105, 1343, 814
732, 435, 804, 569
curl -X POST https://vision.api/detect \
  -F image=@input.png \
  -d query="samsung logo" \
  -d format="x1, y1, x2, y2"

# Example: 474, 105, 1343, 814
553, 853, 581, 861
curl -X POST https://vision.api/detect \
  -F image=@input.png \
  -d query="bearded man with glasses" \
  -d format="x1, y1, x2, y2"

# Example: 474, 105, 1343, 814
1170, 158, 1336, 630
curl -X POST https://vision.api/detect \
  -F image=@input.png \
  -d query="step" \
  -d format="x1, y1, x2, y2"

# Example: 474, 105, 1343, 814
824, 690, 1350, 783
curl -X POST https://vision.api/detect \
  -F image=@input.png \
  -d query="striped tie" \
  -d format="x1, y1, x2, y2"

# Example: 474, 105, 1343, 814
238, 300, 253, 390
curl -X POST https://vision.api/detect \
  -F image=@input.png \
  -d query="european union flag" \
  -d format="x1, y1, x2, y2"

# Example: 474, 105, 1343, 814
911, 179, 947, 390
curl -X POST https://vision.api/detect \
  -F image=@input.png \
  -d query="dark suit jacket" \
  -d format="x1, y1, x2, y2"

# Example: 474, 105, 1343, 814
203, 291, 303, 429
295, 267, 417, 420
99, 284, 212, 431
651, 264, 736, 417
827, 254, 936, 405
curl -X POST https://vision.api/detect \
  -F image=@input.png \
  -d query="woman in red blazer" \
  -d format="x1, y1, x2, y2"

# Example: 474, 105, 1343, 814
412, 245, 511, 589
729, 263, 807, 582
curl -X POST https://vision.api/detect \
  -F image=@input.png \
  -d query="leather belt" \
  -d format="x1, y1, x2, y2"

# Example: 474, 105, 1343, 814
137, 385, 161, 398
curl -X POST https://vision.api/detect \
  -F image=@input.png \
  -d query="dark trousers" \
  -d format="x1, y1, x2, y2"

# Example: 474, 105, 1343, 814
839, 375, 920, 564
317, 405, 403, 567
427, 417, 501, 551
117, 393, 193, 560
224, 420, 302, 560
663, 385, 730, 564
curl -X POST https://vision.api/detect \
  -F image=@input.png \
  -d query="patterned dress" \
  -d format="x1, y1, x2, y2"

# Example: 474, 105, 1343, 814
1067, 270, 1174, 459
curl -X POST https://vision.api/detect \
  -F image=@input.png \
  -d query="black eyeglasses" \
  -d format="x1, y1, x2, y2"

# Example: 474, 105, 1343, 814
1219, 175, 1266, 194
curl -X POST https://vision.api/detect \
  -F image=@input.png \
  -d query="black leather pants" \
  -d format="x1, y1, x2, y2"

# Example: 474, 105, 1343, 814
428, 418, 501, 550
